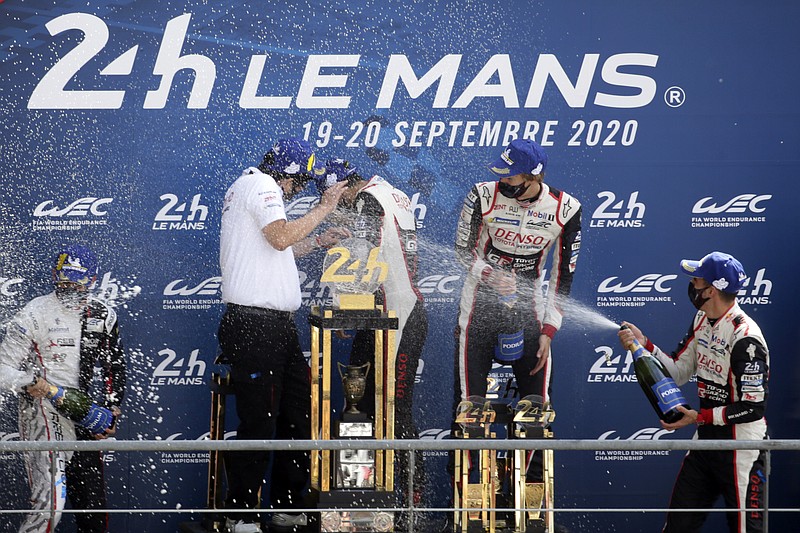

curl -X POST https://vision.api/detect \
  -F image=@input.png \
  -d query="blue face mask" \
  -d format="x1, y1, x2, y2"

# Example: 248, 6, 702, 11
498, 180, 528, 199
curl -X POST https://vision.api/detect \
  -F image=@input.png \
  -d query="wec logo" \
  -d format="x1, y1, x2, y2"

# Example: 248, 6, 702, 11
0, 277, 24, 297
417, 274, 460, 294
598, 274, 676, 293
418, 274, 460, 304
164, 277, 221, 296
692, 194, 771, 214
419, 428, 451, 440
286, 196, 319, 218
33, 197, 113, 217
598, 428, 673, 441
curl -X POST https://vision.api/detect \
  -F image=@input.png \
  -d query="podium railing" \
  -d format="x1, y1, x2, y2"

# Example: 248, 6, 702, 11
1, 438, 799, 530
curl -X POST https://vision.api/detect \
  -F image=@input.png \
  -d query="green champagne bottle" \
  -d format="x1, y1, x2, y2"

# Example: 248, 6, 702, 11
620, 325, 690, 424
46, 384, 116, 434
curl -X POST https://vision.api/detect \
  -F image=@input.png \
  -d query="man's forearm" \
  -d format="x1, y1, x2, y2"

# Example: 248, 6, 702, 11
263, 205, 331, 251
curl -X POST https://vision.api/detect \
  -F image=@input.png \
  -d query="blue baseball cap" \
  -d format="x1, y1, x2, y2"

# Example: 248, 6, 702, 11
54, 244, 98, 286
262, 138, 319, 177
680, 251, 747, 294
488, 139, 548, 178
317, 158, 359, 192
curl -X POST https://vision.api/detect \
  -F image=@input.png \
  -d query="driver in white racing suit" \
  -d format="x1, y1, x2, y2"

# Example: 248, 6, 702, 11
619, 251, 769, 533
317, 159, 428, 511
0, 244, 125, 533
453, 139, 582, 482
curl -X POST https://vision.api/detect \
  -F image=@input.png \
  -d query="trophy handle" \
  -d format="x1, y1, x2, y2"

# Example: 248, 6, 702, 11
336, 361, 372, 380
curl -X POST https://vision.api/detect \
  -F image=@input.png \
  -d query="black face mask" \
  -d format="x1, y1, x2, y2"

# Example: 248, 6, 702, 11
498, 180, 528, 199
55, 283, 88, 309
687, 282, 710, 310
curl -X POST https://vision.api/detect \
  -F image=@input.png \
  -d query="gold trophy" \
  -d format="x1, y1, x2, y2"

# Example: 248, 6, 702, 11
453, 396, 499, 533
452, 394, 556, 533
309, 238, 397, 532
512, 395, 556, 533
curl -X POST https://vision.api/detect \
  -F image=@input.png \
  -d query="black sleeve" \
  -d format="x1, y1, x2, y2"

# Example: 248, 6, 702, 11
553, 205, 582, 297
102, 318, 126, 408
724, 337, 768, 424
83, 300, 126, 408
454, 185, 483, 271
353, 193, 385, 248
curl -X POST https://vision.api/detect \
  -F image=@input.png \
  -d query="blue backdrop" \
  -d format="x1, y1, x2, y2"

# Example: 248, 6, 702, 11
1, 1, 798, 531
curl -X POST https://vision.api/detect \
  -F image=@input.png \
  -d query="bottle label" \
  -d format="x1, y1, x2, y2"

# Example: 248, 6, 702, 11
494, 330, 524, 362
652, 377, 686, 413
80, 404, 115, 434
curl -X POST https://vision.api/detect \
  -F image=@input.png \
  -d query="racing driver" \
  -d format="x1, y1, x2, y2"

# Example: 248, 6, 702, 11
452, 138, 582, 483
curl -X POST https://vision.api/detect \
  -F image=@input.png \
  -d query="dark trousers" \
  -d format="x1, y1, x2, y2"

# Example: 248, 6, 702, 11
453, 292, 552, 482
664, 449, 766, 533
218, 305, 311, 522
350, 301, 428, 497
67, 431, 108, 533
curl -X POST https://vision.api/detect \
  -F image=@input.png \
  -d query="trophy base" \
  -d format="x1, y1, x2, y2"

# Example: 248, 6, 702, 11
341, 412, 372, 424
453, 521, 546, 533
320, 510, 395, 533
315, 490, 395, 532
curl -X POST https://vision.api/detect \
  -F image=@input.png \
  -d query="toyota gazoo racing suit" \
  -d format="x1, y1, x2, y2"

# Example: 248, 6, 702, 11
344, 176, 429, 499
0, 292, 126, 533
647, 302, 769, 533
453, 180, 581, 479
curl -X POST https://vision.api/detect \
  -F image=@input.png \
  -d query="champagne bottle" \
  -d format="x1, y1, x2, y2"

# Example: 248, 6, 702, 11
620, 325, 690, 424
494, 293, 524, 363
46, 384, 116, 434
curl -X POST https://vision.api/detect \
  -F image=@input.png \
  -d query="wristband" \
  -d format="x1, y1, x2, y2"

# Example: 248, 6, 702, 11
315, 235, 323, 248
696, 408, 713, 426
480, 265, 493, 282
644, 337, 655, 353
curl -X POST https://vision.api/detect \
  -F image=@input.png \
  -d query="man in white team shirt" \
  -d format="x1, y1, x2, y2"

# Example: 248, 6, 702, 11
218, 138, 347, 533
